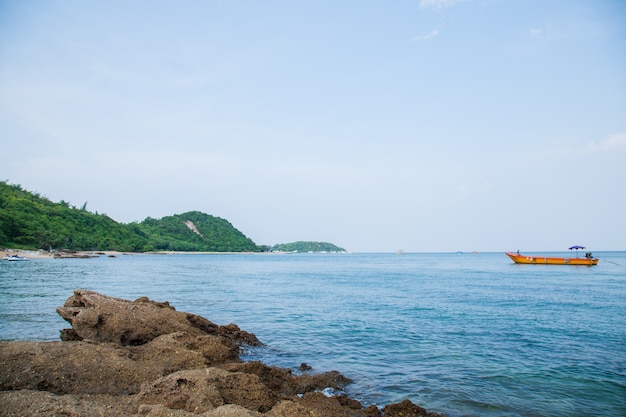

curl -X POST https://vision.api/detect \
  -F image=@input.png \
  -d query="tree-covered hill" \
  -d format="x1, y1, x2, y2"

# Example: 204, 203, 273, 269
138, 211, 258, 252
0, 181, 261, 252
271, 241, 346, 253
0, 182, 145, 251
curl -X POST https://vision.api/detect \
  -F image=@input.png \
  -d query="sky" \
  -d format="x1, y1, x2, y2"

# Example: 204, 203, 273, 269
1, 0, 625, 253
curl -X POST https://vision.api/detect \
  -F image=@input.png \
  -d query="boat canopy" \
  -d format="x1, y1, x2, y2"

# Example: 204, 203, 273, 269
568, 245, 585, 250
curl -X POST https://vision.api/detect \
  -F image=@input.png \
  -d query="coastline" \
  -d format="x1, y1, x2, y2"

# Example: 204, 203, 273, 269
1, 249, 270, 259
2, 249, 120, 259
0, 290, 447, 416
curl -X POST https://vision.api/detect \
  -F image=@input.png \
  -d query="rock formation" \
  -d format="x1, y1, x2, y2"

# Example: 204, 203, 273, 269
0, 290, 446, 416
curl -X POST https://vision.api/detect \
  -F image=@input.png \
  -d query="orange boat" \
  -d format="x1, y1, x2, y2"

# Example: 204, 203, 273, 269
505, 246, 599, 266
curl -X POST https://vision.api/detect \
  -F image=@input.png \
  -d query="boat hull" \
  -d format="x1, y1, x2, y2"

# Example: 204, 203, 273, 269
505, 252, 598, 265
2, 256, 29, 261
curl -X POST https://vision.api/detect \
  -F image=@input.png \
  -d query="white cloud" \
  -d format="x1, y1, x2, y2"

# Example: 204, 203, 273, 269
560, 133, 626, 155
412, 29, 440, 41
596, 133, 626, 150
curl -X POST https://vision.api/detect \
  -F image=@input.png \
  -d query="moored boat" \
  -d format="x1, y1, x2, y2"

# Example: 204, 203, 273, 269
506, 246, 598, 265
2, 254, 29, 261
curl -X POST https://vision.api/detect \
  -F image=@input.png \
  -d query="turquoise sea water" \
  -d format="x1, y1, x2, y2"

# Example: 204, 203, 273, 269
1, 252, 625, 416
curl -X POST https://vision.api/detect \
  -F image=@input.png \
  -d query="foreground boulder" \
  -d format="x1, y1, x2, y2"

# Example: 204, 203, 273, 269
0, 333, 240, 395
56, 289, 261, 346
0, 290, 447, 416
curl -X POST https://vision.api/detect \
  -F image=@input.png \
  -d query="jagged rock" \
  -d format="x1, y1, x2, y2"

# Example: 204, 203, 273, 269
220, 361, 293, 393
222, 361, 352, 396
0, 391, 265, 417
0, 333, 240, 395
202, 404, 264, 416
0, 390, 133, 417
57, 290, 261, 346
133, 368, 277, 413
217, 323, 262, 346
132, 332, 241, 370
136, 403, 264, 416
383, 399, 445, 417
0, 341, 148, 395
266, 392, 380, 417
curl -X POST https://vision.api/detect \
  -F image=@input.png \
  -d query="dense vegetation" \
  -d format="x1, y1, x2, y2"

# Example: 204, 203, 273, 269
0, 181, 261, 252
271, 241, 346, 253
139, 211, 258, 252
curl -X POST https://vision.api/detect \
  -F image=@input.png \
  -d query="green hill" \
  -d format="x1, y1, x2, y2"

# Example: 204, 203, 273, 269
139, 211, 258, 252
271, 241, 346, 253
0, 181, 260, 252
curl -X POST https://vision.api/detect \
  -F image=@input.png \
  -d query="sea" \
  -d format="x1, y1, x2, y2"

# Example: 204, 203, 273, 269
1, 252, 625, 417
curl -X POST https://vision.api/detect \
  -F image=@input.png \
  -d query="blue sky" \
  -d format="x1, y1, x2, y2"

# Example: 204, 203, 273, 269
1, 0, 625, 252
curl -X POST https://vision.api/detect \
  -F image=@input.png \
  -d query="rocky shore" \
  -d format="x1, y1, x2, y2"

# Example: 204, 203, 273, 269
0, 290, 446, 417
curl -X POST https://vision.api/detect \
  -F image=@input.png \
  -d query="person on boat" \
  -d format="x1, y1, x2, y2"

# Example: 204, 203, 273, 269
585, 252, 593, 259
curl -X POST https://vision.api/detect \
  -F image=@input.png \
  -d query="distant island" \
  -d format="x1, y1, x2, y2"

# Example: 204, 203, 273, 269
0, 181, 343, 254
271, 241, 346, 253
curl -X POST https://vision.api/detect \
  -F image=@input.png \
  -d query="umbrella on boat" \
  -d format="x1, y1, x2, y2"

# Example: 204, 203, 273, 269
568, 245, 585, 257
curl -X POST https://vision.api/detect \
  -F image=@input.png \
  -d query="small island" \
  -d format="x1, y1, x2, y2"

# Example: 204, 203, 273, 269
271, 241, 346, 253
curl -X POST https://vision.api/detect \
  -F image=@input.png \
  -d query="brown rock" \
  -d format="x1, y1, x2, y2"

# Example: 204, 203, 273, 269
287, 370, 352, 396
135, 403, 199, 416
0, 333, 240, 395
266, 392, 371, 417
222, 361, 351, 396
0, 340, 147, 395
383, 399, 447, 417
299, 362, 313, 371
221, 362, 293, 394
0, 390, 133, 417
202, 404, 264, 416
133, 332, 241, 371
133, 368, 277, 413
136, 403, 263, 416
57, 290, 260, 346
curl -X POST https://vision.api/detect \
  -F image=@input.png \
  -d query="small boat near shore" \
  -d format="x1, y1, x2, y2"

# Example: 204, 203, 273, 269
2, 254, 29, 261
506, 246, 598, 266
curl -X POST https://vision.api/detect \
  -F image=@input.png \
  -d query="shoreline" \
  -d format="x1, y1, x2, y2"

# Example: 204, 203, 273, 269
2, 249, 343, 260
1, 249, 267, 259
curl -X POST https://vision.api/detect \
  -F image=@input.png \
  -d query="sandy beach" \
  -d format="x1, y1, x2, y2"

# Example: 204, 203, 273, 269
2, 249, 119, 259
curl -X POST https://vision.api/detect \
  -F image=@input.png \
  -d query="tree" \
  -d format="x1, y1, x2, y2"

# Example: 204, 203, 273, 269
0, 181, 262, 253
